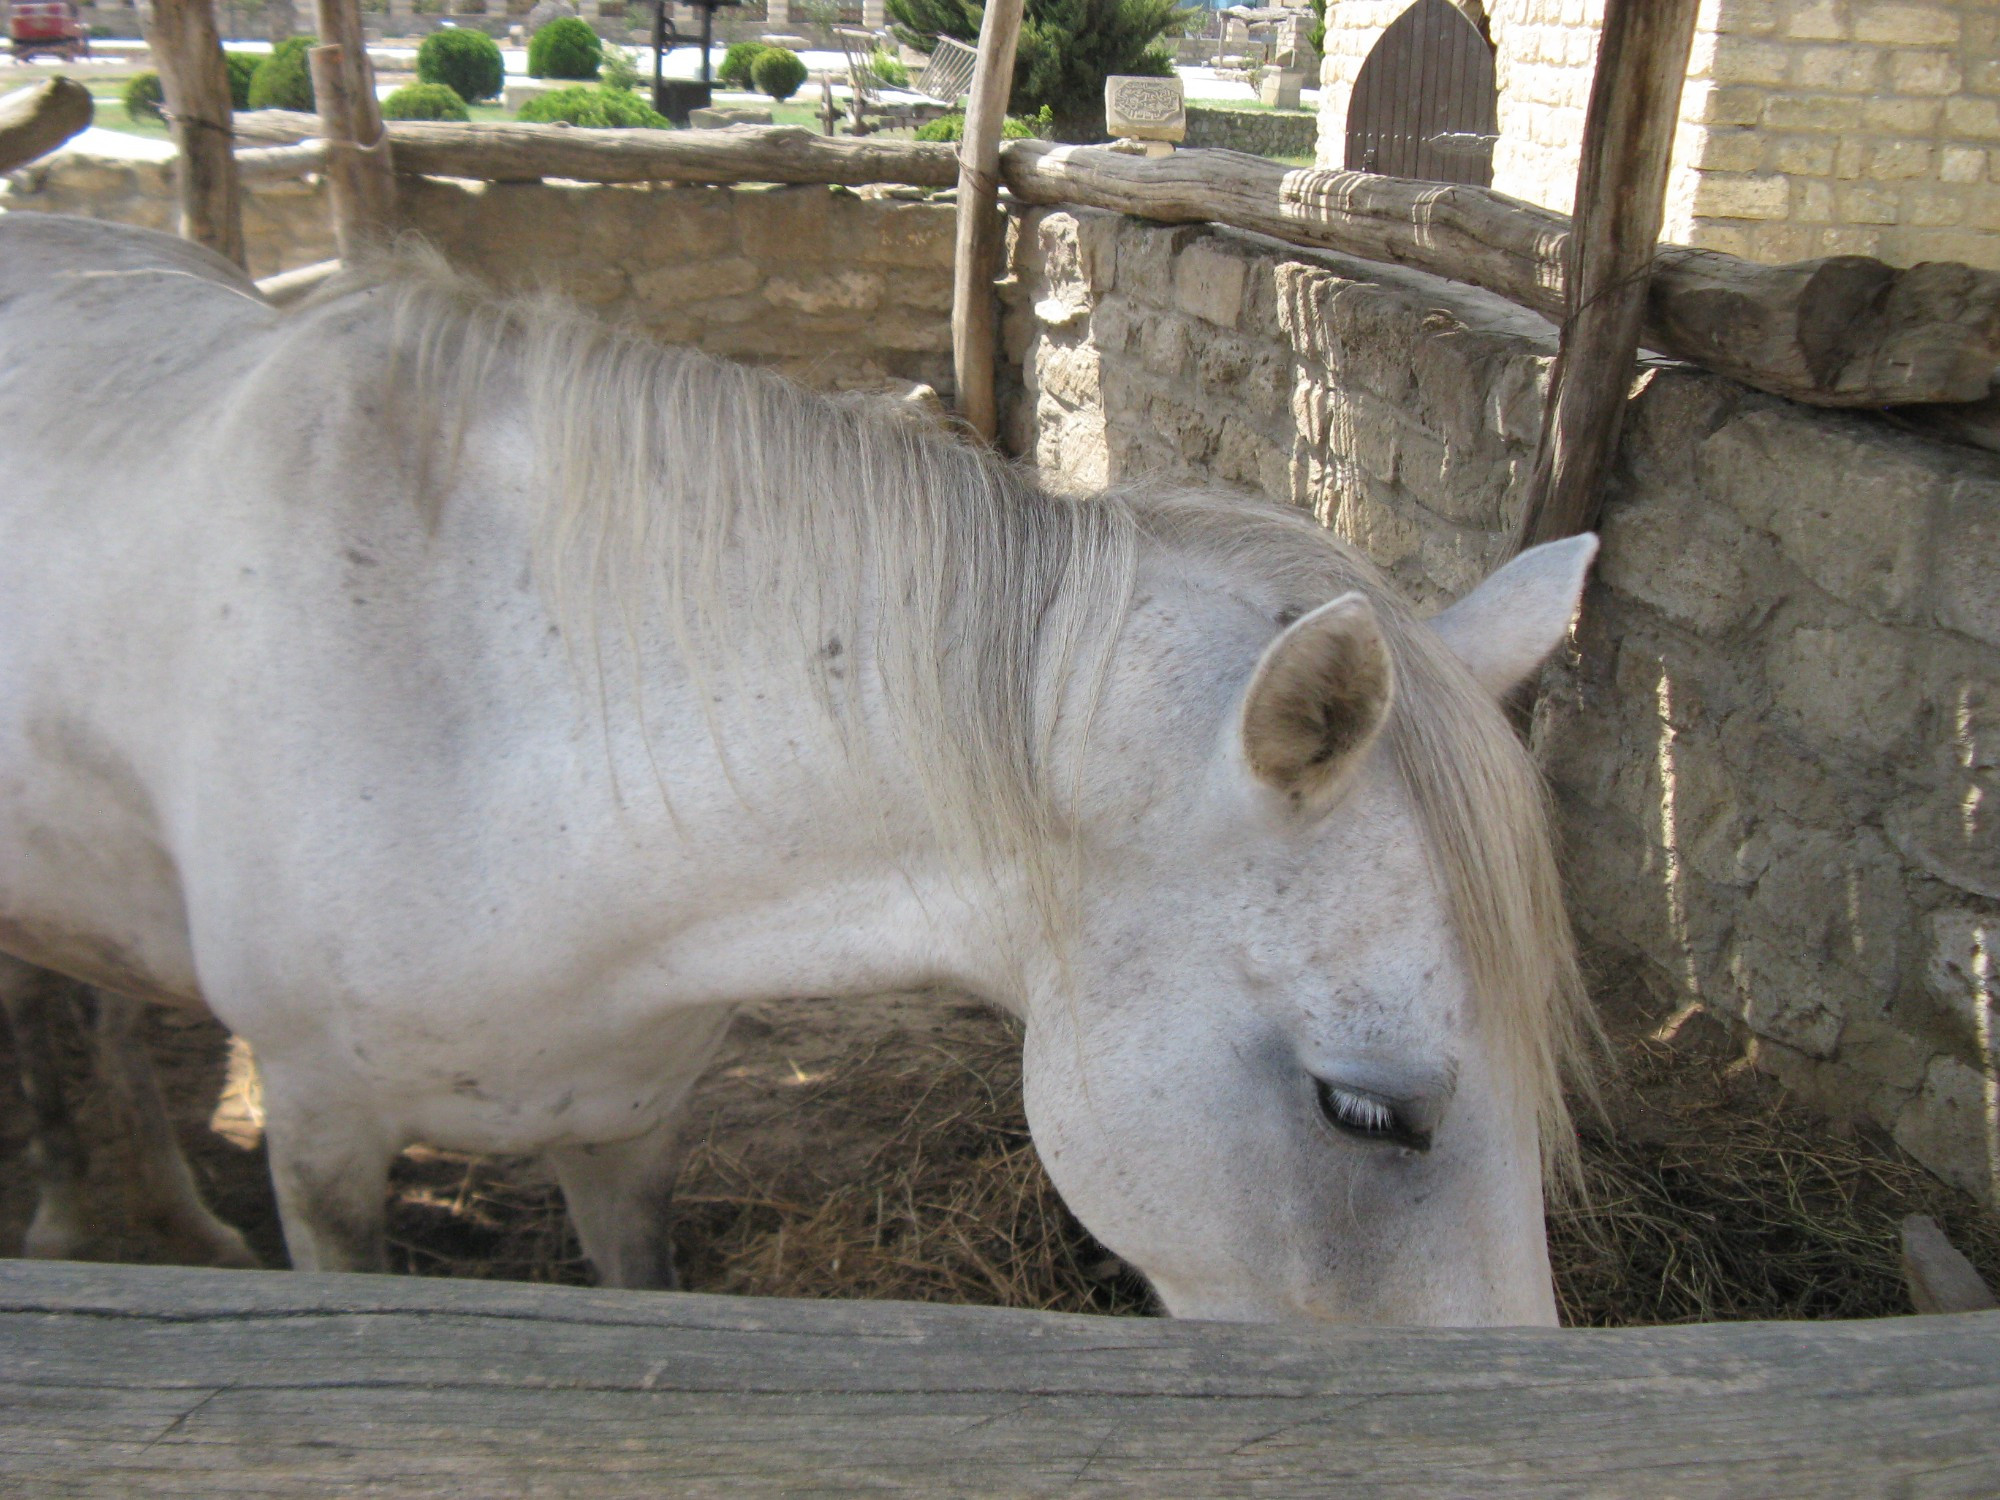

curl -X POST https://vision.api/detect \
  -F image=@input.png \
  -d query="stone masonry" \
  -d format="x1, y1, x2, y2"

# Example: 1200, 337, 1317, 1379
1319, 0, 2000, 271
1006, 204, 2000, 1204
0, 162, 957, 394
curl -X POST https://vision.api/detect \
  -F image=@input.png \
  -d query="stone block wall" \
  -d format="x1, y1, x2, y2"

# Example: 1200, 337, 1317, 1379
1006, 203, 2000, 1204
1183, 105, 1321, 161
0, 154, 336, 280
395, 178, 956, 393
0, 163, 957, 394
1319, 0, 2000, 271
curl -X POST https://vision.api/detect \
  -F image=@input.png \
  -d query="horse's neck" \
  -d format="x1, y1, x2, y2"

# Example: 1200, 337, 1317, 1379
415, 428, 1034, 1020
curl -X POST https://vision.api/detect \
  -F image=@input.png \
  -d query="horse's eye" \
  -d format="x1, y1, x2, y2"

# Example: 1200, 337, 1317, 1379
1315, 1079, 1432, 1151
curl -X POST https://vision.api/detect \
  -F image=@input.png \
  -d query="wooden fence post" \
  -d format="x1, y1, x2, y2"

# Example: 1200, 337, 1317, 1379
312, 0, 397, 256
141, 0, 246, 267
1514, 0, 1699, 549
950, 0, 1026, 444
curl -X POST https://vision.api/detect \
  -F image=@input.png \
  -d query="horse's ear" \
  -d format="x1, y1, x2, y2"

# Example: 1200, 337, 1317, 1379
1429, 534, 1599, 698
1240, 592, 1394, 806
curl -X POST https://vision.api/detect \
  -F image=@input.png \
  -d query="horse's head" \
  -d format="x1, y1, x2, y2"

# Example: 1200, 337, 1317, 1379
1023, 532, 1597, 1327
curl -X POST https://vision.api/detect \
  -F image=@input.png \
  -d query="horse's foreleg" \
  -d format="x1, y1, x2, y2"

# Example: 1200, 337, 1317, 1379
90, 994, 259, 1269
548, 1119, 693, 1290
258, 1069, 394, 1274
0, 957, 94, 1259
547, 1002, 735, 1291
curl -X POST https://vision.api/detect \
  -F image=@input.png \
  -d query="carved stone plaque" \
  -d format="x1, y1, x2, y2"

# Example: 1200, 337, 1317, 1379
1104, 74, 1186, 143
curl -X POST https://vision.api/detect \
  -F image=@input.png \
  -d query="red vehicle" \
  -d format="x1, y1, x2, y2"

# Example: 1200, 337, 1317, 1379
9, 0, 91, 62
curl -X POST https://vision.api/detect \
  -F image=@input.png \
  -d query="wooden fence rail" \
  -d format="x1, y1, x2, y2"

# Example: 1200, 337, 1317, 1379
2, 1260, 1997, 1497
224, 113, 2000, 411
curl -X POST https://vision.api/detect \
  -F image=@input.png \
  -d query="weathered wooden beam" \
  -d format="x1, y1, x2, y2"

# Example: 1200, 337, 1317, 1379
997, 141, 2000, 409
233, 138, 330, 186
1517, 0, 1699, 549
214, 117, 2000, 410
0, 78, 93, 174
1, 1261, 1997, 1497
951, 0, 1026, 442
139, 0, 244, 267
230, 111, 964, 186
311, 0, 396, 256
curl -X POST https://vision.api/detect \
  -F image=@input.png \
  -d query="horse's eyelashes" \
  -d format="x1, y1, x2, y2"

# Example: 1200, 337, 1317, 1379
1315, 1079, 1431, 1152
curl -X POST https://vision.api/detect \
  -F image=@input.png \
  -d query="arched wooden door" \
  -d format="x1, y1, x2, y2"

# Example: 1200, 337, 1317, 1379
1344, 0, 1498, 187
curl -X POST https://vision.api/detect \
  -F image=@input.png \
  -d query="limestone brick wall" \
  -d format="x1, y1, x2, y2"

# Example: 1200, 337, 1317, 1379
396, 178, 956, 393
0, 162, 957, 393
1319, 0, 2000, 271
0, 154, 336, 279
1677, 0, 2000, 267
1006, 204, 2000, 1204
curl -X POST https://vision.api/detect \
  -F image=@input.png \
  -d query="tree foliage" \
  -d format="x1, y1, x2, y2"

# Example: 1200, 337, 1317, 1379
223, 52, 260, 110
247, 36, 315, 112
527, 17, 604, 80
887, 0, 1191, 139
717, 41, 769, 87
751, 47, 808, 101
383, 81, 472, 121
418, 27, 505, 103
122, 71, 164, 124
516, 83, 670, 126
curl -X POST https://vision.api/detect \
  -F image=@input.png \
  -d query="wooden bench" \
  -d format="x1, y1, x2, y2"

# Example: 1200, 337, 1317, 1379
830, 28, 976, 136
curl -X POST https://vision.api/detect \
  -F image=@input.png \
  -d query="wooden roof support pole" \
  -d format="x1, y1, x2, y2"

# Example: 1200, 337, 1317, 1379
140, 0, 245, 267
1515, 0, 1699, 550
950, 0, 1026, 443
312, 0, 397, 258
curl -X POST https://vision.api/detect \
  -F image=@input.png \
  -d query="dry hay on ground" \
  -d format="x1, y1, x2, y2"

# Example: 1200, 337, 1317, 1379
3, 989, 1996, 1325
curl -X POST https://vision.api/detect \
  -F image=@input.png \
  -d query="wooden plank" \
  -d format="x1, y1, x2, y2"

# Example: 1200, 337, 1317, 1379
0, 79, 93, 174
1517, 0, 1699, 548
951, 0, 1026, 442
1, 1260, 1997, 1497
138, 0, 244, 267
215, 117, 2000, 410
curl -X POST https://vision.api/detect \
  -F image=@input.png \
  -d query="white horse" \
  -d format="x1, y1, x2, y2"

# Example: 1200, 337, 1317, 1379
0, 215, 1597, 1324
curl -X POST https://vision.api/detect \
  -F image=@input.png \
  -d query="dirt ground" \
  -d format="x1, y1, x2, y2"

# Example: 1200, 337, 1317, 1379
2, 978, 1996, 1325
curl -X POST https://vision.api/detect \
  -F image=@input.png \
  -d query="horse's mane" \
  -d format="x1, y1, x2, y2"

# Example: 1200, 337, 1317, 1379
289, 249, 1591, 1187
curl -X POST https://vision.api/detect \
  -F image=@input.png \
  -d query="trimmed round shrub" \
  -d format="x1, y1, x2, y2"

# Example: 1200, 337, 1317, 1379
750, 46, 806, 102
122, 70, 165, 124
527, 17, 602, 80
247, 35, 316, 112
516, 83, 669, 127
223, 51, 260, 110
914, 110, 1040, 142
383, 81, 472, 121
417, 26, 504, 103
716, 40, 768, 88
